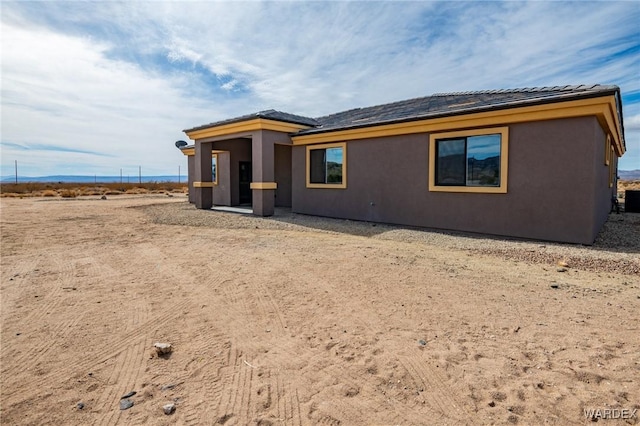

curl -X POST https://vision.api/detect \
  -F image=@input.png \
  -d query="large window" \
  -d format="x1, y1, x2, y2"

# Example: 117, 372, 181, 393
429, 127, 508, 193
306, 142, 347, 189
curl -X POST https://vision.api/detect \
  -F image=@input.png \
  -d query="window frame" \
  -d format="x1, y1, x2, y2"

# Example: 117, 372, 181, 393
306, 142, 347, 189
429, 127, 509, 193
609, 145, 615, 188
605, 134, 611, 166
211, 153, 218, 186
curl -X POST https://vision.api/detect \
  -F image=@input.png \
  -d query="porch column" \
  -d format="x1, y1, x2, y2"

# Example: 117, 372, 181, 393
251, 131, 276, 216
187, 154, 195, 204
194, 141, 213, 209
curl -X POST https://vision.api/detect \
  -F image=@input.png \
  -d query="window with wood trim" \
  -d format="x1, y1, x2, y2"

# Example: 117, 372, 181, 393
429, 127, 508, 193
605, 135, 611, 166
306, 142, 347, 189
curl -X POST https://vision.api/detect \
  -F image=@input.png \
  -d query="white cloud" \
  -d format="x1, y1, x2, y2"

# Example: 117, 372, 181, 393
1, 1, 639, 175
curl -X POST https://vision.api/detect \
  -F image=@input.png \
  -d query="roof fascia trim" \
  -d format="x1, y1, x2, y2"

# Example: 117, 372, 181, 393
185, 118, 312, 140
292, 95, 625, 155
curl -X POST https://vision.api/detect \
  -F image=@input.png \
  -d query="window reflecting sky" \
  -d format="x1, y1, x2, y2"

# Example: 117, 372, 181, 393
326, 147, 343, 164
467, 135, 500, 160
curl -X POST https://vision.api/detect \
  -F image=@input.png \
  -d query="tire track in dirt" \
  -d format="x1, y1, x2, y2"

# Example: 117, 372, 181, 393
272, 372, 303, 426
93, 338, 149, 426
0, 256, 42, 361
1, 315, 85, 384
1, 300, 191, 405
182, 266, 302, 424
170, 323, 232, 425
181, 355, 227, 425
1, 257, 80, 380
252, 280, 288, 334
304, 353, 431, 425
18, 254, 74, 326
214, 345, 249, 423
3, 248, 152, 386
399, 353, 471, 422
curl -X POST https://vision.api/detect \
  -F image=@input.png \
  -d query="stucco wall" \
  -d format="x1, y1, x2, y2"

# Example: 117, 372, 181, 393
210, 138, 251, 206
591, 120, 616, 241
292, 116, 608, 244
212, 152, 231, 206
187, 155, 195, 204
274, 144, 292, 207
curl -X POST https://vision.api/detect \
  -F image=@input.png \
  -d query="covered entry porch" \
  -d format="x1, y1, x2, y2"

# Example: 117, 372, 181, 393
180, 112, 316, 216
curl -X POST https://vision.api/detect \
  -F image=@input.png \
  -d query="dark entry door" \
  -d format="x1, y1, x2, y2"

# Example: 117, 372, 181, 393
239, 161, 252, 205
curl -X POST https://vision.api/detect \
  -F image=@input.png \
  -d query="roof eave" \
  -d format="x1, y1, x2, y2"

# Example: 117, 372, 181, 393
297, 89, 622, 137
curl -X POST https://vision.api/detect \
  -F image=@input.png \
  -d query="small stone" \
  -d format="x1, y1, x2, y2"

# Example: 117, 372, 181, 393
163, 403, 176, 415
488, 401, 496, 407
418, 339, 427, 346
121, 391, 136, 399
550, 284, 559, 289
101, 195, 107, 200
154, 342, 172, 355
556, 267, 567, 273
77, 402, 85, 410
119, 399, 134, 410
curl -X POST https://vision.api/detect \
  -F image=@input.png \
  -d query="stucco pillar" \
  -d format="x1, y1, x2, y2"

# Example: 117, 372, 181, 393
187, 154, 195, 204
251, 131, 277, 216
194, 141, 213, 209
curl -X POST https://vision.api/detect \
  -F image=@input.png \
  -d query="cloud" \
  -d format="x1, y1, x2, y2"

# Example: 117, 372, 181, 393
1, 1, 639, 175
1, 141, 113, 156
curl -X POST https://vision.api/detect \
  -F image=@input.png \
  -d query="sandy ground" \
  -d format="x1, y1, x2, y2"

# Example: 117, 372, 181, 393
1, 195, 638, 425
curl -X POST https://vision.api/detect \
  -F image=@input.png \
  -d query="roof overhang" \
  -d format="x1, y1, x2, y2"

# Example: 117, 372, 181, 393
180, 147, 227, 156
179, 146, 194, 156
185, 118, 313, 141
292, 95, 625, 156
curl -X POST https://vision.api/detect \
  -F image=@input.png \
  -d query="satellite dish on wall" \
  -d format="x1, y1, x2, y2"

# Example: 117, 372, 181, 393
175, 140, 188, 149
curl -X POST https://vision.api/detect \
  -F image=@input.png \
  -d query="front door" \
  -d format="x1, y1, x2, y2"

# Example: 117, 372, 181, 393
239, 161, 252, 205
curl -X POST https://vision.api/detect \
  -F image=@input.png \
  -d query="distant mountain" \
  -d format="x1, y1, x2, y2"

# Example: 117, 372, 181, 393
619, 170, 640, 180
0, 175, 183, 183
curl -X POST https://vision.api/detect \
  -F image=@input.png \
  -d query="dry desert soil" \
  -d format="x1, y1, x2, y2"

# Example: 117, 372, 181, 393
1, 195, 639, 425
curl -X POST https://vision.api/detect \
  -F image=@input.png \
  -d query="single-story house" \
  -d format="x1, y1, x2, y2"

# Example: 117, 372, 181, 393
178, 84, 626, 244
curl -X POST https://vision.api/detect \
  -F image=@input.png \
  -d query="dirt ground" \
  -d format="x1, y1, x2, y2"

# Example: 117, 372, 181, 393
1, 195, 638, 425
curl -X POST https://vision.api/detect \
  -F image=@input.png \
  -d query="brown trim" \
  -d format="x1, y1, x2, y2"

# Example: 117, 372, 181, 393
193, 181, 215, 188
250, 182, 278, 190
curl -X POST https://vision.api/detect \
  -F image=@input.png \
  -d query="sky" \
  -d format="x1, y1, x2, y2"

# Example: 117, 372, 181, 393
1, 1, 639, 178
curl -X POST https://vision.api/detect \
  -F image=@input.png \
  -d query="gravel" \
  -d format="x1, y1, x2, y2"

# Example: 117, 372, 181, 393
137, 202, 640, 276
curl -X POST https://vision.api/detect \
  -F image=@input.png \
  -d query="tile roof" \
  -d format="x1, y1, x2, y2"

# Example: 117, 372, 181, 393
185, 84, 622, 138
301, 84, 621, 135
184, 109, 319, 132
